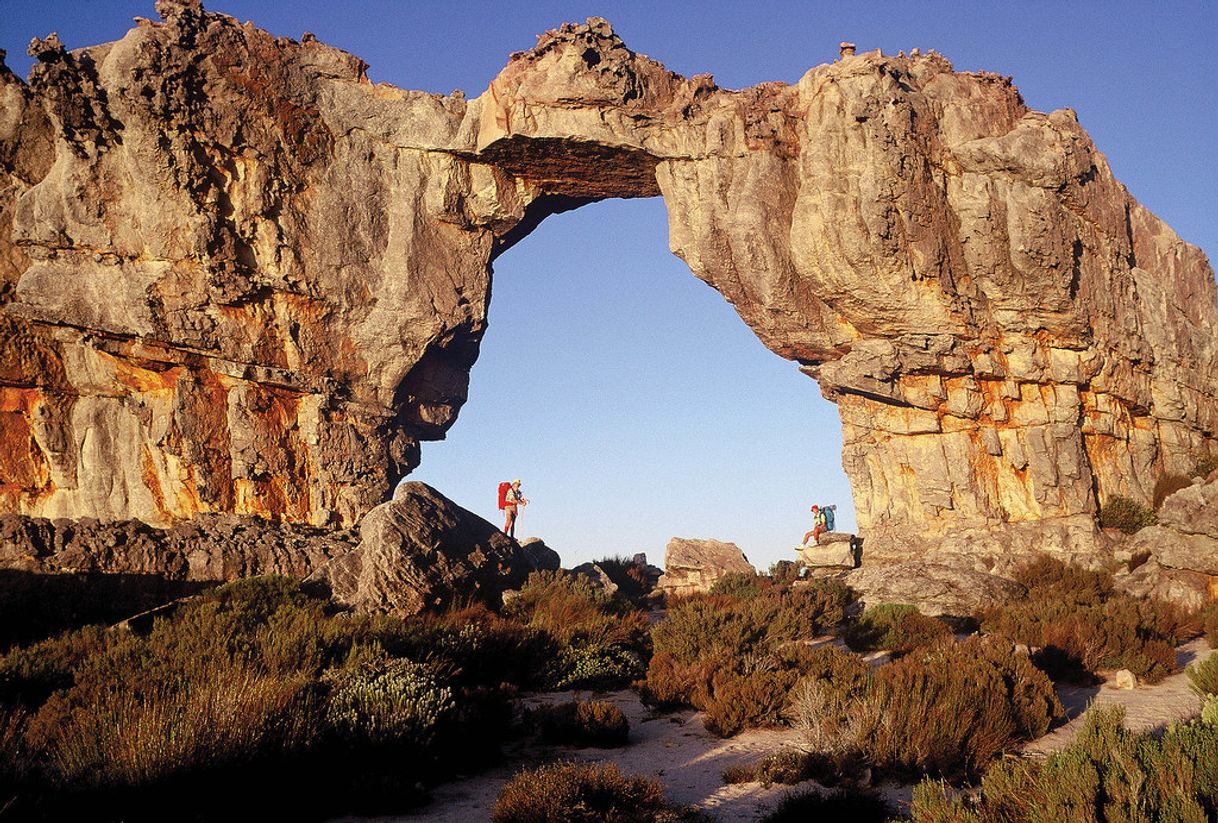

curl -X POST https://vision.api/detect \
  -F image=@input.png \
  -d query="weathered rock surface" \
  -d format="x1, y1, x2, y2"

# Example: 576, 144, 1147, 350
2, 2, 1215, 565
1115, 475, 1218, 607
659, 537, 755, 596
519, 536, 561, 572
845, 561, 1026, 617
0, 509, 355, 643
796, 533, 858, 568
312, 481, 531, 613
0, 510, 354, 580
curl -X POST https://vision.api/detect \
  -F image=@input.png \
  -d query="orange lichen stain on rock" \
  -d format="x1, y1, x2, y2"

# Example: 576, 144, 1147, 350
215, 303, 291, 371
108, 353, 183, 395
140, 445, 172, 523
0, 386, 42, 414
0, 411, 49, 490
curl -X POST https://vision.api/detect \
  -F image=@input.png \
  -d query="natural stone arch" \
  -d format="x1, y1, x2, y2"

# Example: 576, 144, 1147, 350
1, 2, 1215, 564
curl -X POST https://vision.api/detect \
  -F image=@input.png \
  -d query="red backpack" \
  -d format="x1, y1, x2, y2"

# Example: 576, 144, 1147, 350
497, 481, 512, 511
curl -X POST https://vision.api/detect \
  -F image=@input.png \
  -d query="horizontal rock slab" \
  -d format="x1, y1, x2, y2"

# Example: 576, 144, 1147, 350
845, 561, 1026, 618
797, 533, 858, 568
659, 537, 755, 596
313, 482, 531, 614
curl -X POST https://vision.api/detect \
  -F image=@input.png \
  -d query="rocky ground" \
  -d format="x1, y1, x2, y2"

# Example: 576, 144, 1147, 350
326, 638, 1215, 823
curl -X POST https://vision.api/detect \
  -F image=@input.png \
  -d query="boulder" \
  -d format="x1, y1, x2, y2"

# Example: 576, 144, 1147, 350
314, 482, 531, 614
1113, 669, 1137, 690
519, 537, 562, 572
797, 533, 858, 568
571, 562, 619, 597
1114, 557, 1215, 612
1117, 475, 1218, 606
845, 561, 1026, 618
659, 538, 755, 596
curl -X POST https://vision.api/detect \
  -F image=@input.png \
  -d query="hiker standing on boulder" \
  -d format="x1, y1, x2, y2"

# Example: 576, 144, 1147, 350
499, 479, 529, 539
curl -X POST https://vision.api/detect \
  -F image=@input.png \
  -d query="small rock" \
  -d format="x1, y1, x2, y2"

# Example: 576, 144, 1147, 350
1113, 669, 1137, 690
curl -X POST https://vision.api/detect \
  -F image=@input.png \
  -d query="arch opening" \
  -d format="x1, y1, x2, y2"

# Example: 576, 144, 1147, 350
411, 197, 856, 571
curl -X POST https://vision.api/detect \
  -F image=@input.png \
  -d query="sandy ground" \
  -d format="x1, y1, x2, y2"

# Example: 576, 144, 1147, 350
332, 638, 1214, 822
1022, 636, 1214, 756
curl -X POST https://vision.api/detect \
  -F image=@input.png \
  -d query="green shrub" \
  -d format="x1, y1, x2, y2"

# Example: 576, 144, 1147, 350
843, 604, 952, 654
589, 556, 654, 603
709, 571, 763, 598
531, 700, 629, 748
323, 658, 455, 751
909, 706, 1218, 822
761, 788, 891, 822
1099, 495, 1156, 533
1189, 653, 1218, 698
982, 556, 1187, 683
548, 643, 644, 691
491, 761, 684, 823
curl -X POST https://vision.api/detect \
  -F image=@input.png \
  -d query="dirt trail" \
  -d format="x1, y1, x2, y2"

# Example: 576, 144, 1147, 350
1022, 637, 1214, 756
334, 639, 1213, 822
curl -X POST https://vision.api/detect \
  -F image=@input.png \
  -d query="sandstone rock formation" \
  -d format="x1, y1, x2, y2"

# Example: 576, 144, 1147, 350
0, 510, 354, 643
797, 533, 858, 568
845, 561, 1027, 618
312, 481, 531, 613
2, 2, 1215, 564
1115, 474, 1218, 609
659, 537, 756, 596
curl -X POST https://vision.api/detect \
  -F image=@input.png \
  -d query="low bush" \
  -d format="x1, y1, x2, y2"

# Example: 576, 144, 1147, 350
908, 706, 1218, 822
491, 761, 685, 823
0, 576, 545, 819
843, 604, 952, 654
761, 788, 891, 822
768, 560, 803, 585
530, 700, 629, 748
981, 556, 1188, 683
1098, 495, 1156, 533
641, 582, 853, 737
1200, 601, 1218, 648
1189, 653, 1218, 698
790, 637, 1062, 779
504, 571, 650, 690
589, 556, 654, 604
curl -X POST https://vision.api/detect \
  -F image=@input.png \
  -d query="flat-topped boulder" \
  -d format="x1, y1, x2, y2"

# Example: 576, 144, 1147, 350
659, 537, 755, 596
796, 532, 858, 568
312, 482, 532, 614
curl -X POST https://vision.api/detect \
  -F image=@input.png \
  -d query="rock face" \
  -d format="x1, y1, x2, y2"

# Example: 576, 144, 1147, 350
845, 561, 1027, 618
313, 481, 531, 613
0, 510, 354, 580
2, 3, 1216, 564
1115, 475, 1218, 608
0, 510, 355, 643
659, 537, 756, 596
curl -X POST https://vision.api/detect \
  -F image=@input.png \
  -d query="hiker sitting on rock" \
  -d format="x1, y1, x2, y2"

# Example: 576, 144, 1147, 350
498, 478, 529, 539
803, 504, 827, 546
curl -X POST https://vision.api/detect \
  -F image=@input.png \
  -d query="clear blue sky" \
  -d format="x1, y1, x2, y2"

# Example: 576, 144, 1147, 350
4, 2, 1215, 570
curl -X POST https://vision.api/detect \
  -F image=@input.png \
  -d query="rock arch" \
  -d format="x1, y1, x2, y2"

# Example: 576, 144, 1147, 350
2, 2, 1215, 563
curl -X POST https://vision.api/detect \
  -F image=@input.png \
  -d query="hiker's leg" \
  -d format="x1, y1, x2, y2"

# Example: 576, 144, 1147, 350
802, 530, 815, 545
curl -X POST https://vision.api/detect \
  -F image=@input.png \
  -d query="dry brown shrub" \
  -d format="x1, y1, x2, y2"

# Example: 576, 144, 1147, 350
492, 761, 683, 823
